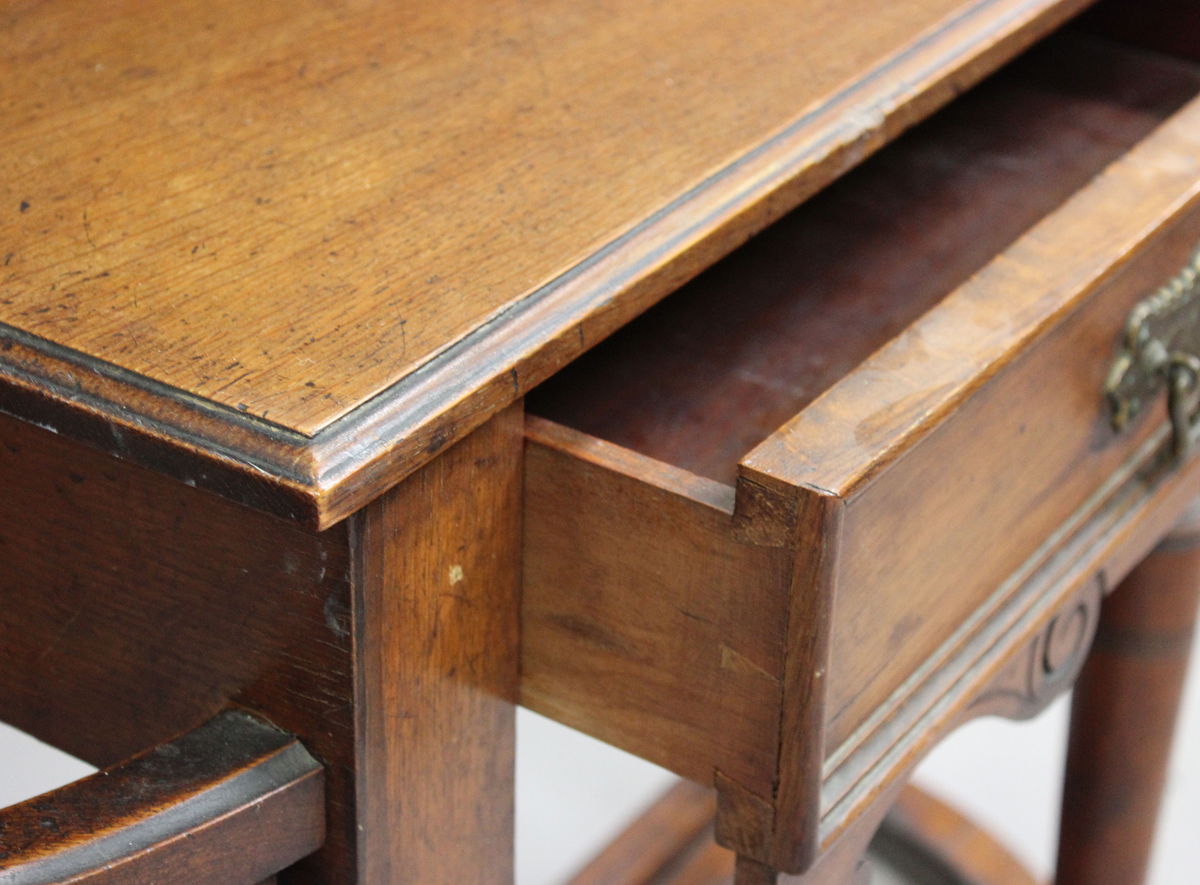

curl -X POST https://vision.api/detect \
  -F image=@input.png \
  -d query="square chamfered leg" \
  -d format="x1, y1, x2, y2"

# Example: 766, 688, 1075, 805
352, 401, 523, 884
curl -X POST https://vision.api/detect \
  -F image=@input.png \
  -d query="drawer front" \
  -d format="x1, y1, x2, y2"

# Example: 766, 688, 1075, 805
830, 215, 1200, 748
744, 94, 1200, 752
522, 49, 1200, 875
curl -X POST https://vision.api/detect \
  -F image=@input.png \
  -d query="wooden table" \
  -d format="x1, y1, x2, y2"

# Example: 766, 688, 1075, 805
2, 1, 1199, 883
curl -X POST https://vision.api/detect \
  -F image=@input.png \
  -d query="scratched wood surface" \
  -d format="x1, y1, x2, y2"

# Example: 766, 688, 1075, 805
0, 0, 1092, 527
0, 0, 1071, 434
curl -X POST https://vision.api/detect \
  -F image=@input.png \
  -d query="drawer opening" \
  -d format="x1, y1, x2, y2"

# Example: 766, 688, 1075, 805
526, 30, 1200, 487
520, 20, 1200, 845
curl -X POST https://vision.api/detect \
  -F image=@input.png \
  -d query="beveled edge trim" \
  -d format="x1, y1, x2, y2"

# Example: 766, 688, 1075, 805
815, 421, 1200, 849
0, 326, 321, 523
0, 0, 1084, 529
0, 711, 325, 885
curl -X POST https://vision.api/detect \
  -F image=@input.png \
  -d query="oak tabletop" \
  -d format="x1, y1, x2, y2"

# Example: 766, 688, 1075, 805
0, 0, 1086, 525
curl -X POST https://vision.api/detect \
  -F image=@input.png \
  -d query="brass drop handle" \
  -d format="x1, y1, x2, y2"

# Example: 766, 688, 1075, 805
1106, 247, 1200, 458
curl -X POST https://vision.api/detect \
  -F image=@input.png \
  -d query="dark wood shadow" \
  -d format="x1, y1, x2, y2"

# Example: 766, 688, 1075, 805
0, 711, 324, 885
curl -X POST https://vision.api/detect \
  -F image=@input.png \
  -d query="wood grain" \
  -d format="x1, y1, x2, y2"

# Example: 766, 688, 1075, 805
768, 493, 843, 871
0, 711, 324, 885
0, 411, 355, 885
522, 34, 1200, 874
0, 350, 525, 885
1056, 503, 1200, 885
352, 403, 522, 884
8, 10, 1200, 885
0, 0, 1092, 526
768, 778, 910, 885
750, 440, 1200, 882
742, 68, 1200, 752
819, 421, 1200, 856
530, 34, 1200, 485
522, 417, 792, 797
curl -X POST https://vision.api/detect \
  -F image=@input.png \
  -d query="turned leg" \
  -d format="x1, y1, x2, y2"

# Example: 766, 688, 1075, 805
1055, 507, 1200, 885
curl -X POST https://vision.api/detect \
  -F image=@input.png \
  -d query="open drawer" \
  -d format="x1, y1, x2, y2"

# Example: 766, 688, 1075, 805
521, 28, 1200, 874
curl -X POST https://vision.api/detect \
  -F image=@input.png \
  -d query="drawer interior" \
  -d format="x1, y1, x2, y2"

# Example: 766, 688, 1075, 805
527, 31, 1200, 485
521, 21, 1200, 824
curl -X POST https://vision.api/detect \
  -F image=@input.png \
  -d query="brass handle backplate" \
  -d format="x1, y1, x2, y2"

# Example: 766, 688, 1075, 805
1107, 246, 1200, 458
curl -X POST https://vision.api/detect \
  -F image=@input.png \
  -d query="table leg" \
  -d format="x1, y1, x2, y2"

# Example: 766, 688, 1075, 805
353, 403, 523, 884
1055, 507, 1200, 885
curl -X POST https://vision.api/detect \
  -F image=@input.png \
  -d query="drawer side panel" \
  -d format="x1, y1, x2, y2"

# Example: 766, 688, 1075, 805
521, 418, 792, 794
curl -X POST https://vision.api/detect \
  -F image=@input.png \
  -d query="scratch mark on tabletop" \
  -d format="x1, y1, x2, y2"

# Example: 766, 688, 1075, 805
82, 209, 97, 250
37, 606, 85, 662
676, 606, 717, 628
